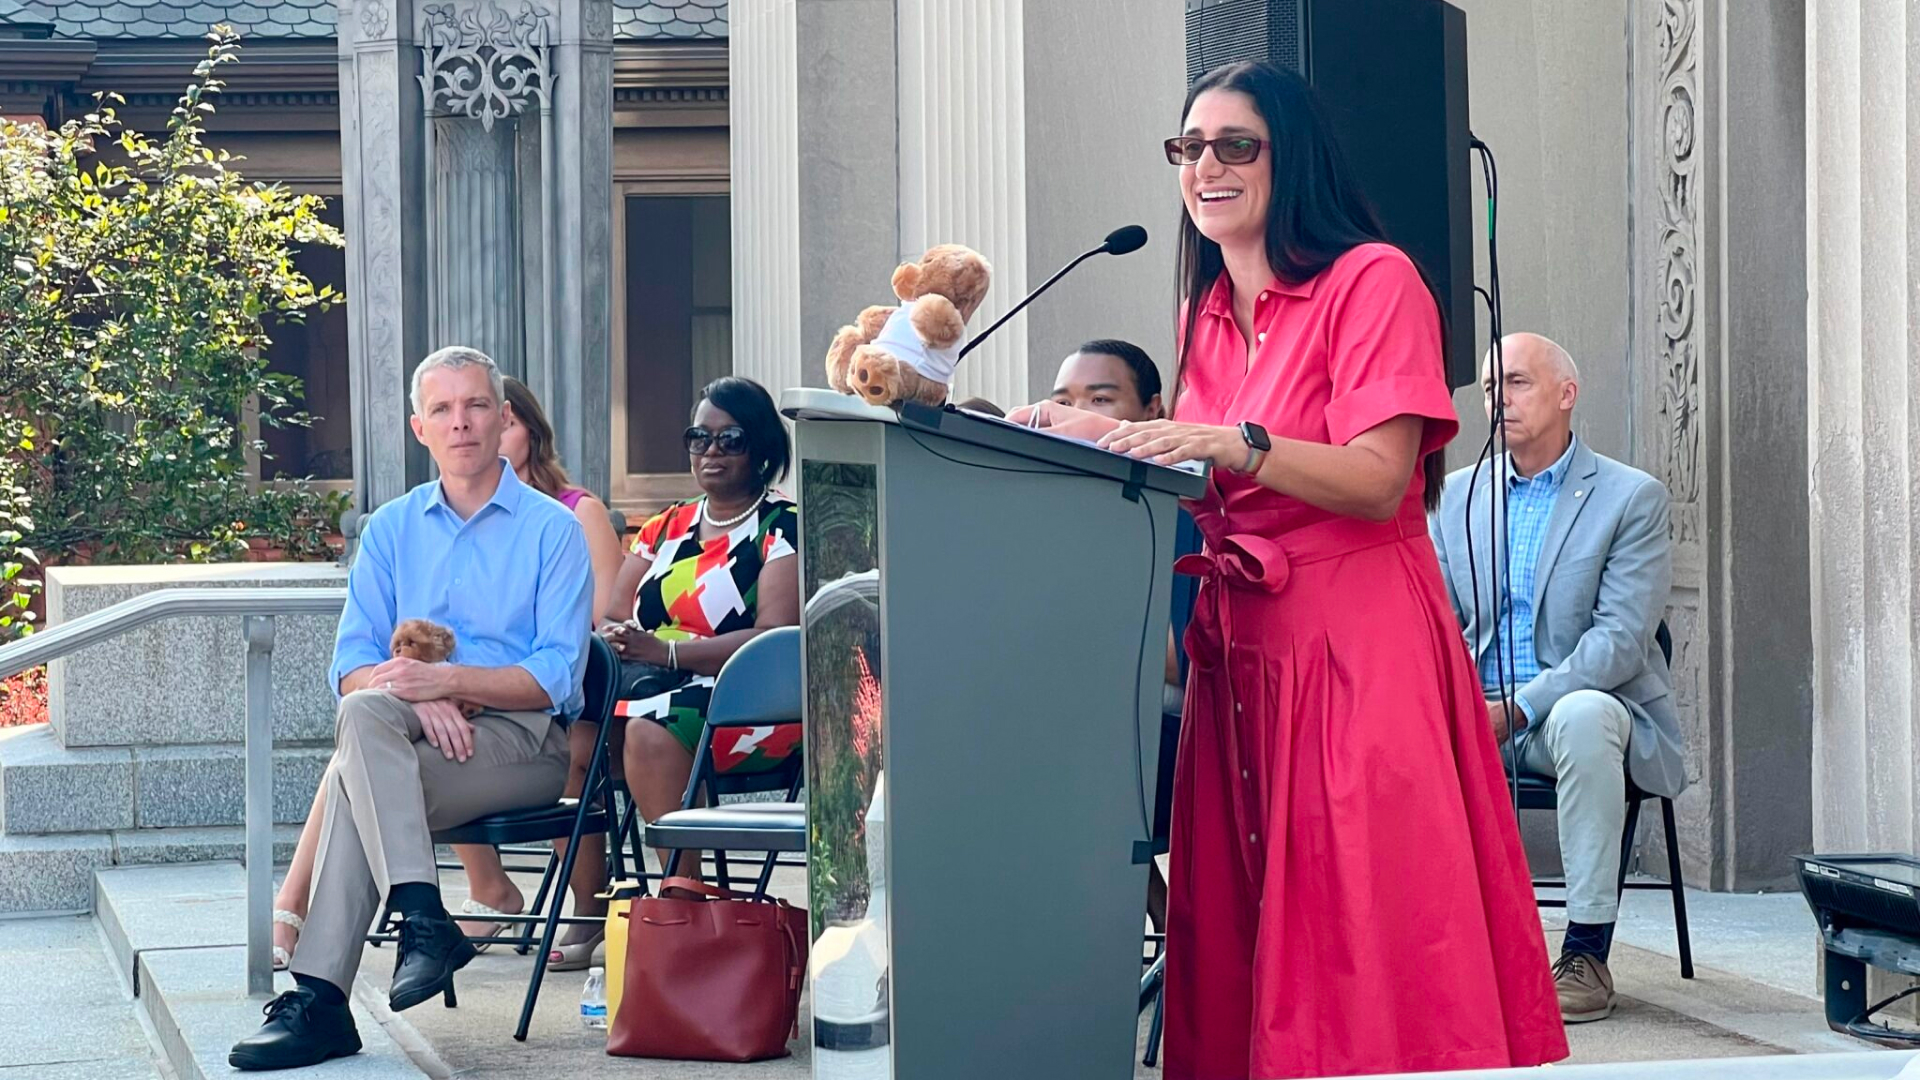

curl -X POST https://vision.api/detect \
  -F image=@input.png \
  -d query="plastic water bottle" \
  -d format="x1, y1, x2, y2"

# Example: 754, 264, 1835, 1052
580, 967, 608, 1030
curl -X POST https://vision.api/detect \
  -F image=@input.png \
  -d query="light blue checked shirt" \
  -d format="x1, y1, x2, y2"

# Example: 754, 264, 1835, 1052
1480, 436, 1578, 720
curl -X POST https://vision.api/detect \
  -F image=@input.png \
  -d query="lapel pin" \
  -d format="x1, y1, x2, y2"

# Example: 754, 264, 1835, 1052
1575, 490, 1585, 498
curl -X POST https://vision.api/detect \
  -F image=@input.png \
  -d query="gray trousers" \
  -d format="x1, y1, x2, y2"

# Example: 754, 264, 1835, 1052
1507, 689, 1634, 925
289, 689, 569, 991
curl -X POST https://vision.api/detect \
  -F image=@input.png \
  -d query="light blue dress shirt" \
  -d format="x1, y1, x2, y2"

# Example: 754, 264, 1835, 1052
329, 460, 592, 717
1481, 436, 1578, 720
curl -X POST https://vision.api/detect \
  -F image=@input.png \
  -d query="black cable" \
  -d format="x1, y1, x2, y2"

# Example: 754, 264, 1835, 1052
1132, 490, 1158, 844
899, 424, 1079, 479
1469, 135, 1520, 815
901, 421, 1158, 843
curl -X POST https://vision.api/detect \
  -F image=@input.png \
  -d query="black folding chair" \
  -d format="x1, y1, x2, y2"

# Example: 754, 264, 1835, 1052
366, 633, 623, 1041
642, 626, 805, 899
1519, 620, 1694, 979
1141, 510, 1202, 1067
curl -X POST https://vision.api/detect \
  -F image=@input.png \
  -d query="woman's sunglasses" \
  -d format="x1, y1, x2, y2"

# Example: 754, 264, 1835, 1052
684, 425, 750, 457
1163, 135, 1267, 167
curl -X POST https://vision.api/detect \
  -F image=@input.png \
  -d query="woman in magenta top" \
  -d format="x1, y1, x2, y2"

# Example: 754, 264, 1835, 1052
1099, 62, 1567, 1077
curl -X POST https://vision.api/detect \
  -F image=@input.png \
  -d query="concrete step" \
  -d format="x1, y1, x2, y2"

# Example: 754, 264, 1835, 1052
0, 723, 329, 834
0, 914, 163, 1079
141, 948, 426, 1080
0, 723, 132, 834
97, 862, 271, 987
0, 832, 113, 913
96, 862, 426, 1079
132, 743, 331, 830
0, 826, 301, 916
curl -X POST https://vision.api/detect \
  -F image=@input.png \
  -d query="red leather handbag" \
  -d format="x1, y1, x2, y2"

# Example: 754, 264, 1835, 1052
606, 876, 809, 1062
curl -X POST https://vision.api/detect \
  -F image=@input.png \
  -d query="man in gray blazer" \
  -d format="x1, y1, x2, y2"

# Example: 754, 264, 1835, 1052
1430, 333, 1687, 1025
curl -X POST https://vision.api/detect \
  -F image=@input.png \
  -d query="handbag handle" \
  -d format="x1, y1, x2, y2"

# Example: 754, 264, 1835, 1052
660, 875, 747, 902
661, 875, 796, 908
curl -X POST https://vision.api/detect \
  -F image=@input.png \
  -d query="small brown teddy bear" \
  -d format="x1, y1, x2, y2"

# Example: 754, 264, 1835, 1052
389, 618, 481, 718
826, 244, 993, 408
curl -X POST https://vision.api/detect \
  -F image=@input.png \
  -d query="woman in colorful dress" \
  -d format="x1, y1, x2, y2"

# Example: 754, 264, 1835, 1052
543, 376, 801, 968
1097, 61, 1568, 1077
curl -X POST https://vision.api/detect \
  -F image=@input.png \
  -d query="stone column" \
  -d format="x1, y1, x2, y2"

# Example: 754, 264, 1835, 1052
431, 117, 525, 378
731, 0, 1182, 405
338, 0, 432, 510
1807, 0, 1919, 855
339, 0, 612, 510
548, 0, 615, 500
1630, 0, 1811, 890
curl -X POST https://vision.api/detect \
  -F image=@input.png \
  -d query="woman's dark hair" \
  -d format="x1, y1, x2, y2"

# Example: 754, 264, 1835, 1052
699, 376, 790, 487
954, 396, 1006, 418
1174, 60, 1446, 511
502, 376, 574, 499
1076, 338, 1163, 408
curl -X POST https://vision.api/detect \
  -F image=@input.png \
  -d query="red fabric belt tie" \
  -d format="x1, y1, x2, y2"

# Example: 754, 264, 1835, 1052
1172, 507, 1425, 890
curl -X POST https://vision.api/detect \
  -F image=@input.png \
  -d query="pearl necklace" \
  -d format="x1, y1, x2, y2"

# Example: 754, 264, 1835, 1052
701, 491, 765, 531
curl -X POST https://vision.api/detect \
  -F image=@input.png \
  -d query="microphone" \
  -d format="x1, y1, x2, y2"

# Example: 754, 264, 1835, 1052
957, 225, 1149, 360
1102, 224, 1148, 255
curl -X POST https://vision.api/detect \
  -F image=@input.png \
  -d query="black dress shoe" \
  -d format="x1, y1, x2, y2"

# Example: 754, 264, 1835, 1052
228, 987, 362, 1071
388, 910, 478, 1012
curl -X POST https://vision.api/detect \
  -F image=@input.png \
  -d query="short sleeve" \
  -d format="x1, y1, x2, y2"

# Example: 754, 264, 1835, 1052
1321, 246, 1459, 455
760, 502, 798, 562
632, 507, 672, 557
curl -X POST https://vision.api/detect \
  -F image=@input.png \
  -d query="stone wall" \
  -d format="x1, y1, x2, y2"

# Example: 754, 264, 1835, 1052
1447, 0, 1814, 890
47, 564, 345, 747
0, 564, 344, 912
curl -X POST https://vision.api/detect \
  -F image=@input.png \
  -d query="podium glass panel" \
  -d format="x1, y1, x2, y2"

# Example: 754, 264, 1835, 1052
802, 458, 893, 1073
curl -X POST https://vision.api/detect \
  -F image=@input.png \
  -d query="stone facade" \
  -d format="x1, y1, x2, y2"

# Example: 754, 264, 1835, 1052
730, 0, 1182, 408
337, 0, 615, 514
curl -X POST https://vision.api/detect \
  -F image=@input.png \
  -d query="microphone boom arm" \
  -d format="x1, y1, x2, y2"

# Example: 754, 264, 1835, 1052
956, 246, 1105, 361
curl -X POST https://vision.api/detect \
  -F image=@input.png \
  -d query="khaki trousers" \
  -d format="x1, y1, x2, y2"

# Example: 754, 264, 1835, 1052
289, 689, 569, 991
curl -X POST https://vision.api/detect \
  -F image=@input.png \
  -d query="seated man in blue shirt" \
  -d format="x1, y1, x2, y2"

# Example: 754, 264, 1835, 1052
232, 346, 591, 1071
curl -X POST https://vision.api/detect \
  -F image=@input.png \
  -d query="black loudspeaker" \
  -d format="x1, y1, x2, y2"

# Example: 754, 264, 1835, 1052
1186, 0, 1475, 389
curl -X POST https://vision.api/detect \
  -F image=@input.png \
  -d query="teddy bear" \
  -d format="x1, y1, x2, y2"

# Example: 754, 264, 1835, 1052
825, 243, 993, 408
390, 618, 482, 717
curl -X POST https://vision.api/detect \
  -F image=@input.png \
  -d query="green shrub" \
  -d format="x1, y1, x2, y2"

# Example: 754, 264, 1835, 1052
0, 27, 346, 637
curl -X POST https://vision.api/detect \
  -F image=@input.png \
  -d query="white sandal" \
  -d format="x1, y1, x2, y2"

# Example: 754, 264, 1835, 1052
271, 909, 305, 971
457, 897, 520, 954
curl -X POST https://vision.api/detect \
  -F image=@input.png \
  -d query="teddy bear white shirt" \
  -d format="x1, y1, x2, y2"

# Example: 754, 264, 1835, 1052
870, 305, 963, 386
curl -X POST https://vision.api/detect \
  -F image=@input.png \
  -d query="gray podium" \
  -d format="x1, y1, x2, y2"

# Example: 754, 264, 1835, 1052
783, 389, 1207, 1080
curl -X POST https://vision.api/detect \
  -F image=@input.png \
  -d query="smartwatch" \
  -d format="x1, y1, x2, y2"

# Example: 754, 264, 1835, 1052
1236, 421, 1271, 474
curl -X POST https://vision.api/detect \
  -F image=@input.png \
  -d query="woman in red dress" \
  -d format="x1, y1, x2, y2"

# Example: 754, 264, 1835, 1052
1099, 61, 1568, 1078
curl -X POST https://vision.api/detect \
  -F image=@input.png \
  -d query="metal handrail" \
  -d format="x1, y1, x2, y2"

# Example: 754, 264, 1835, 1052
0, 587, 346, 681
0, 586, 347, 997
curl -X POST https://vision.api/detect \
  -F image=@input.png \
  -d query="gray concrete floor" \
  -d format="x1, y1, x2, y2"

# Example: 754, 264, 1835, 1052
360, 862, 1849, 1079
1, 857, 1861, 1080
0, 913, 163, 1080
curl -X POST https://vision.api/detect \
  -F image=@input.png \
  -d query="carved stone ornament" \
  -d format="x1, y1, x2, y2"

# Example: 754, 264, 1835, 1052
417, 0, 554, 131
360, 0, 391, 39
584, 0, 612, 40
1655, 0, 1701, 515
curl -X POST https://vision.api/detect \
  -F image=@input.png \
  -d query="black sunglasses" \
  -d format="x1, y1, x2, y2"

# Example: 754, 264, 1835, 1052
1163, 135, 1267, 166
684, 425, 750, 457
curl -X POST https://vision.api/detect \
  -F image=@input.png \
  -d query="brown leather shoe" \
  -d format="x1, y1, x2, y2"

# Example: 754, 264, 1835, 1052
1553, 951, 1615, 1023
